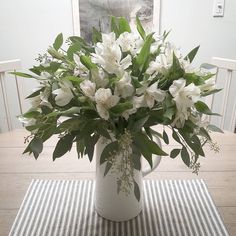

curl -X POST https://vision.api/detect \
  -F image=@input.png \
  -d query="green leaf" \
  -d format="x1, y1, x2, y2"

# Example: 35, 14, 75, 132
64, 76, 83, 84
164, 107, 175, 120
136, 33, 153, 67
22, 110, 41, 119
168, 53, 185, 81
47, 47, 64, 59
111, 16, 119, 37
163, 30, 171, 40
53, 33, 63, 51
28, 137, 43, 159
67, 43, 81, 60
84, 134, 99, 162
163, 130, 169, 144
134, 132, 168, 168
170, 149, 181, 159
53, 134, 74, 160
144, 127, 153, 140
201, 89, 222, 97
100, 141, 119, 165
172, 129, 182, 144
76, 140, 85, 158
136, 16, 146, 39
191, 135, 205, 157
207, 124, 224, 133
104, 162, 112, 177
131, 144, 141, 171
61, 107, 81, 115
199, 127, 211, 140
110, 102, 133, 114
134, 181, 141, 201
48, 62, 61, 73
96, 126, 111, 140
130, 116, 149, 132
184, 45, 200, 63
181, 146, 190, 167
80, 55, 96, 70
9, 72, 34, 78
195, 101, 219, 115
92, 27, 102, 44
118, 17, 131, 34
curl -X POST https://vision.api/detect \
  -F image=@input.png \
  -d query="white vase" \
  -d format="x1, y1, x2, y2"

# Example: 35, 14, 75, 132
95, 135, 162, 222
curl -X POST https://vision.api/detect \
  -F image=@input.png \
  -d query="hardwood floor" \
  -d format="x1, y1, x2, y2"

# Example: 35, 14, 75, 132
0, 129, 236, 235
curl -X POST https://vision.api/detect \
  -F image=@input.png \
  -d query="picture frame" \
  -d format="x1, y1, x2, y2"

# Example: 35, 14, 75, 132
71, 0, 161, 40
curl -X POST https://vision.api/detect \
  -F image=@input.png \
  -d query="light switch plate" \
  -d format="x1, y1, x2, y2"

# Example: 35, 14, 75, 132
213, 0, 225, 17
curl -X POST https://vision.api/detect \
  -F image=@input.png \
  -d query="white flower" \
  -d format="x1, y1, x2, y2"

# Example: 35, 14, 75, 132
73, 54, 89, 77
95, 88, 119, 120
135, 82, 166, 108
28, 87, 52, 109
52, 80, 74, 106
150, 33, 163, 54
80, 80, 96, 100
145, 82, 166, 108
37, 72, 52, 80
180, 59, 195, 73
122, 106, 137, 120
200, 77, 216, 92
91, 32, 132, 76
117, 32, 143, 55
147, 42, 181, 76
91, 68, 108, 88
115, 72, 134, 98
169, 78, 201, 128
40, 87, 53, 108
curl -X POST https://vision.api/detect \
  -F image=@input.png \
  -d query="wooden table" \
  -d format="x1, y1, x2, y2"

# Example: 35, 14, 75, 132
0, 129, 236, 235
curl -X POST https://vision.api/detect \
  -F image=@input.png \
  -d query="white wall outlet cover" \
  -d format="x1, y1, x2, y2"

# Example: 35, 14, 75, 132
213, 0, 225, 17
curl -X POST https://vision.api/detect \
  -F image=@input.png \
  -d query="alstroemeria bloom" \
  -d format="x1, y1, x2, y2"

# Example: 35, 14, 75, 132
29, 87, 52, 109
91, 68, 108, 88
147, 42, 181, 76
135, 82, 166, 108
200, 77, 216, 92
80, 80, 96, 100
169, 78, 201, 128
91, 32, 132, 76
95, 88, 119, 120
73, 54, 89, 77
37, 71, 52, 80
117, 32, 143, 55
115, 72, 134, 98
52, 80, 74, 106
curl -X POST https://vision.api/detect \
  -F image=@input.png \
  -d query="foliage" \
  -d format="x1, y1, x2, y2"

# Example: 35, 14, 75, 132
15, 17, 222, 201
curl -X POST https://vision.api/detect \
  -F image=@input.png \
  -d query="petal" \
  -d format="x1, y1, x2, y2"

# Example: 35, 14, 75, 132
120, 55, 132, 70
169, 78, 186, 97
96, 104, 109, 120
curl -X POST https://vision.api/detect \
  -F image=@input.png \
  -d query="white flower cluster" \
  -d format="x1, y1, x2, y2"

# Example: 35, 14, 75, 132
23, 29, 216, 128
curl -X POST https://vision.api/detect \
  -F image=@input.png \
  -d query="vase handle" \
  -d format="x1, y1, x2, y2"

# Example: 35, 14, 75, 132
142, 137, 162, 177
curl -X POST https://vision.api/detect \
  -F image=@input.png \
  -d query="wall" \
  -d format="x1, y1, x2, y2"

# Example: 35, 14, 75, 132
160, 0, 236, 65
0, 0, 73, 131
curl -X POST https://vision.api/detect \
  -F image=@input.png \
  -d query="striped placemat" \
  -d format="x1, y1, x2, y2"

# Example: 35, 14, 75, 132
9, 179, 229, 236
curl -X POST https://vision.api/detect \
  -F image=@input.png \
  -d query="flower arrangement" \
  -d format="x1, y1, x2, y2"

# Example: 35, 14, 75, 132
15, 17, 221, 200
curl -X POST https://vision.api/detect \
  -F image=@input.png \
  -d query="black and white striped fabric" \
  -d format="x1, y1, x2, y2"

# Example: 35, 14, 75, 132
9, 179, 229, 236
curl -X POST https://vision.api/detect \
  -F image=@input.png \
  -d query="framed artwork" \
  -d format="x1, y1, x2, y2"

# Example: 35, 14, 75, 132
71, 0, 161, 42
